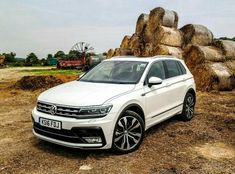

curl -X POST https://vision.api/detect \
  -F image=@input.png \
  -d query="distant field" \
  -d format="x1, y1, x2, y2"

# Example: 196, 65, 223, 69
21, 68, 82, 75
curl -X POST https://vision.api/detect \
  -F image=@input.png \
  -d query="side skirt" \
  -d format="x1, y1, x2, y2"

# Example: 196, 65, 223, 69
145, 104, 183, 130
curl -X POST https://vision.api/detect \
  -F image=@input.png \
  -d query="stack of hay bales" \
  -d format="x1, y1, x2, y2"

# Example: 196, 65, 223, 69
106, 6, 235, 91
140, 7, 183, 58
180, 24, 235, 91
184, 40, 235, 91
109, 7, 184, 59
214, 40, 235, 89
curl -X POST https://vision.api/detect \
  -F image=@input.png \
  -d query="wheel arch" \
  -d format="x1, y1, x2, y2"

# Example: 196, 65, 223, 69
119, 103, 145, 126
112, 103, 146, 153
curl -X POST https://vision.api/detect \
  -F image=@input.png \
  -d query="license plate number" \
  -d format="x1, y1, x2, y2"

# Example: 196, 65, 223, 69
39, 118, 61, 130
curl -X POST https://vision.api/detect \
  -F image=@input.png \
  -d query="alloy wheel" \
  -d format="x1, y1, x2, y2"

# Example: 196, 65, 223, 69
185, 94, 194, 119
114, 116, 143, 151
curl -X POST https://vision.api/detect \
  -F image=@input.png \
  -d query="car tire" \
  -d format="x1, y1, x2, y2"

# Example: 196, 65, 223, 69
112, 110, 144, 154
180, 92, 195, 121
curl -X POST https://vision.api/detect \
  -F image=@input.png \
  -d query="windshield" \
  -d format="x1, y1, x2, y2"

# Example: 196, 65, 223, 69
80, 61, 148, 84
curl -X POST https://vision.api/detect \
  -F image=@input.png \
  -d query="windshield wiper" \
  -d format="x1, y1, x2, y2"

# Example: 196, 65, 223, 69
79, 80, 135, 84
112, 82, 135, 84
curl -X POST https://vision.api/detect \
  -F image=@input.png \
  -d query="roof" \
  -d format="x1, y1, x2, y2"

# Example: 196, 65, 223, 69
104, 55, 183, 63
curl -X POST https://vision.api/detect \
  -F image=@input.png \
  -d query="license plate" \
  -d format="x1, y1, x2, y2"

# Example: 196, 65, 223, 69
39, 118, 61, 130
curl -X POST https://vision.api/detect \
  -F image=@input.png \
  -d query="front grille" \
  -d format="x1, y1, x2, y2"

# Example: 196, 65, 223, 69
37, 101, 81, 118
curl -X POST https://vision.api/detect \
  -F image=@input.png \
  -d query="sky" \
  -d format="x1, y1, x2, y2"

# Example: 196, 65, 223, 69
0, 0, 234, 58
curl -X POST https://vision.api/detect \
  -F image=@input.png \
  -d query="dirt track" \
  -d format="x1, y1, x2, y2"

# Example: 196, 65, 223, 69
0, 67, 234, 174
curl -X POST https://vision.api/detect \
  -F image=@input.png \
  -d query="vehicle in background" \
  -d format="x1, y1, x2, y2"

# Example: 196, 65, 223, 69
57, 54, 104, 70
56, 42, 104, 70
47, 57, 58, 66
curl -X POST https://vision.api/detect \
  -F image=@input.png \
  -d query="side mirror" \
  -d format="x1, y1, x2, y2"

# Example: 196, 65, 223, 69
148, 77, 163, 87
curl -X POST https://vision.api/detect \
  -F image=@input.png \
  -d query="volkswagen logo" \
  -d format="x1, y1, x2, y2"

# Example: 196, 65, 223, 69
50, 105, 57, 115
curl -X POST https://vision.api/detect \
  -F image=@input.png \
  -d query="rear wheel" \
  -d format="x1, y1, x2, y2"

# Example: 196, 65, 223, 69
180, 92, 195, 121
112, 110, 144, 154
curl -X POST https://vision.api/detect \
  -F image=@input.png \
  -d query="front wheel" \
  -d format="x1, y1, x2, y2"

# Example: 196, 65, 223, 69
112, 110, 144, 154
180, 92, 195, 121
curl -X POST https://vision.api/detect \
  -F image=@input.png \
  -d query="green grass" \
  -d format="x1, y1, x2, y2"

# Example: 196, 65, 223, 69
21, 68, 82, 75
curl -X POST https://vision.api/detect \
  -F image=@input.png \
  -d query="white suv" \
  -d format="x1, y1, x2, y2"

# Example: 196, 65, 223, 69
32, 56, 196, 153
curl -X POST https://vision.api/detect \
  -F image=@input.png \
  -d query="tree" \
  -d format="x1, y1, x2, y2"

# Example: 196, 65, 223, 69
25, 52, 39, 66
3, 52, 16, 62
54, 51, 66, 59
219, 37, 235, 42
47, 54, 53, 60
68, 50, 81, 59
40, 58, 47, 66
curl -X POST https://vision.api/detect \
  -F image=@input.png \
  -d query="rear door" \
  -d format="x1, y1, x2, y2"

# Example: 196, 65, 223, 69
163, 60, 187, 109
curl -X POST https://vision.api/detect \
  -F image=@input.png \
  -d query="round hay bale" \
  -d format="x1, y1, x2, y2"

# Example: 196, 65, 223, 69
142, 24, 152, 44
225, 60, 235, 76
180, 24, 213, 47
213, 40, 235, 60
106, 49, 115, 59
120, 35, 131, 49
142, 43, 154, 57
135, 13, 149, 36
119, 48, 134, 56
0, 55, 5, 65
149, 7, 178, 33
184, 45, 225, 68
224, 61, 235, 90
210, 63, 234, 91
129, 34, 141, 50
190, 64, 214, 91
133, 48, 141, 57
113, 48, 121, 57
152, 44, 183, 58
191, 63, 234, 91
154, 26, 183, 47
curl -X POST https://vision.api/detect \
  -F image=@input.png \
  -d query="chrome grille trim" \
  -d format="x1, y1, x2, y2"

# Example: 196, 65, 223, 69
37, 101, 81, 118
57, 108, 79, 113
37, 103, 51, 109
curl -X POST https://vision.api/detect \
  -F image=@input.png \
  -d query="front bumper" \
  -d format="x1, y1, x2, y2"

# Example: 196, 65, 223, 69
33, 130, 104, 148
32, 107, 117, 149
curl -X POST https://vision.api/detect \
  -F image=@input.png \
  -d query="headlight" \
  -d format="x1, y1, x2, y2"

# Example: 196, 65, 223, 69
78, 105, 113, 118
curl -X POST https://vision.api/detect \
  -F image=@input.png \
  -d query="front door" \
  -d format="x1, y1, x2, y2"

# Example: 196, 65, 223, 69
143, 61, 170, 125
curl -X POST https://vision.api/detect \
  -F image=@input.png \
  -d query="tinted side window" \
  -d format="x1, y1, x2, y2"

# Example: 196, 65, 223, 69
147, 61, 165, 80
164, 60, 181, 78
177, 61, 186, 74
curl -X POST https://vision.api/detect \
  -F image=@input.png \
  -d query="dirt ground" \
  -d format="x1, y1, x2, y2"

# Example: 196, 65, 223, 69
0, 67, 234, 174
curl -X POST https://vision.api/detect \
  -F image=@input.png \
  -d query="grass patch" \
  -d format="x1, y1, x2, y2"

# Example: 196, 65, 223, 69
22, 68, 82, 75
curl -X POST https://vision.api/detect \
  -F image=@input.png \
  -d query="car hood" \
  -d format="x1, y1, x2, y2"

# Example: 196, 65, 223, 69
38, 81, 135, 106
